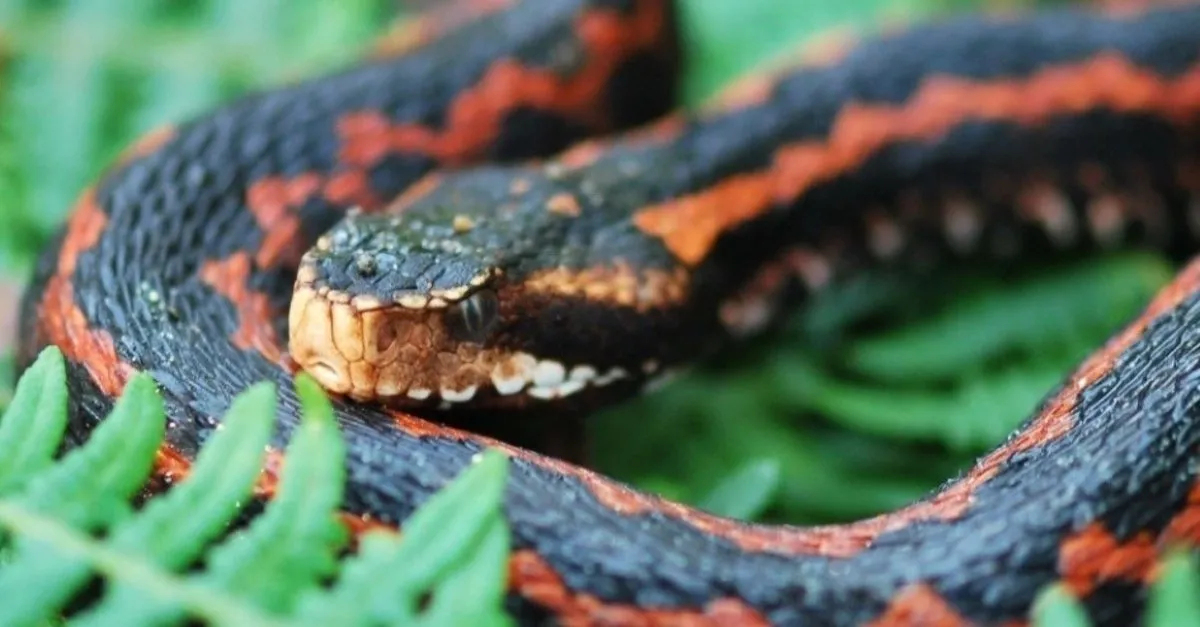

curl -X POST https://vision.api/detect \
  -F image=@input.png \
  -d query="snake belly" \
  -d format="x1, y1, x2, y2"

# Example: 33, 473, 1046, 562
16, 1, 1200, 626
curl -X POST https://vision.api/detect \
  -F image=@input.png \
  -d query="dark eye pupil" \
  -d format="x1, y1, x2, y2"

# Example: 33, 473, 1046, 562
454, 289, 498, 341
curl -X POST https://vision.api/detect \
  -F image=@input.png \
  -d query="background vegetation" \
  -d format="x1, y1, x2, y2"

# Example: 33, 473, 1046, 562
0, 0, 1196, 624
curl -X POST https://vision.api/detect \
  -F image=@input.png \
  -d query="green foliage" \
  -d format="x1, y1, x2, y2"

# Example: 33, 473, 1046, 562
1032, 585, 1093, 627
845, 254, 1172, 384
0, 347, 514, 626
0, 354, 14, 414
0, 0, 394, 274
697, 459, 781, 521
590, 253, 1171, 523
1032, 554, 1200, 627
1147, 551, 1200, 627
0, 347, 66, 492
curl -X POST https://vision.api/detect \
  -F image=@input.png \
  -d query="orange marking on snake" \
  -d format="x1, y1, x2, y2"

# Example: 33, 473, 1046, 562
863, 584, 969, 627
1060, 524, 1159, 595
1057, 480, 1200, 596
508, 550, 769, 627
246, 173, 323, 268
323, 169, 382, 209
40, 277, 131, 397
245, 163, 388, 267
338, 0, 669, 168
38, 189, 133, 397
152, 445, 194, 486
57, 189, 108, 278
633, 173, 774, 265
198, 252, 284, 365
1163, 481, 1200, 544
634, 54, 1200, 265
706, 72, 778, 114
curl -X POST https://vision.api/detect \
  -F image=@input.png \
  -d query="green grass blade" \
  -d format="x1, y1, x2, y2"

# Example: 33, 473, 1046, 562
1032, 585, 1092, 627
302, 451, 510, 625
0, 372, 164, 627
696, 459, 780, 521
71, 382, 278, 626
1147, 551, 1200, 627
0, 346, 68, 493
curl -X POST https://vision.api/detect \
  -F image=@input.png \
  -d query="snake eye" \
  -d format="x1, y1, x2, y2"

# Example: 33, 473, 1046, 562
449, 289, 499, 342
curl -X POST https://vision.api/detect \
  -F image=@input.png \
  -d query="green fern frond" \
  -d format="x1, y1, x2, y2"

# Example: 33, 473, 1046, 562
597, 253, 1174, 519
0, 346, 67, 493
0, 370, 164, 627
0, 353, 13, 413
189, 375, 349, 616
0, 62, 38, 273
798, 361, 1070, 451
413, 514, 511, 627
845, 253, 1172, 383
696, 458, 781, 520
300, 451, 511, 626
68, 382, 278, 626
0, 348, 513, 626
1032, 584, 1091, 627
1147, 551, 1200, 627
1031, 554, 1200, 627
0, 499, 289, 627
8, 370, 163, 521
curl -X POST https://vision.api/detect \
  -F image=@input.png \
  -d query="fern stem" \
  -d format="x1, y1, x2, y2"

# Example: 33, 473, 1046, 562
0, 500, 296, 627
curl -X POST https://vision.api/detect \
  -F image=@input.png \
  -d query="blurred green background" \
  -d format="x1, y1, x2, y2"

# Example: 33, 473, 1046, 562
0, 0, 1173, 526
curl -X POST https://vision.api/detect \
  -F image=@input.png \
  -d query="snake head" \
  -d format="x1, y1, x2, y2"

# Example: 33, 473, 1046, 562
288, 168, 691, 410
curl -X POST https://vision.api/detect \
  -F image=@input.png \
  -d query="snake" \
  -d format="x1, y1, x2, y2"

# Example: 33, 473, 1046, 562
15, 0, 1200, 624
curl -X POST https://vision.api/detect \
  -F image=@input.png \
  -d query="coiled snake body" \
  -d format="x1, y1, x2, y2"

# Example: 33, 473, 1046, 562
18, 1, 1200, 625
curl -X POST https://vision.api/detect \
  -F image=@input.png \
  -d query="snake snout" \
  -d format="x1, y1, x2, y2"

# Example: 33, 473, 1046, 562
288, 285, 358, 396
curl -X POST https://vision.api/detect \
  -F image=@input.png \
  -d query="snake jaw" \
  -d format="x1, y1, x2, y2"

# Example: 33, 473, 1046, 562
288, 277, 634, 406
